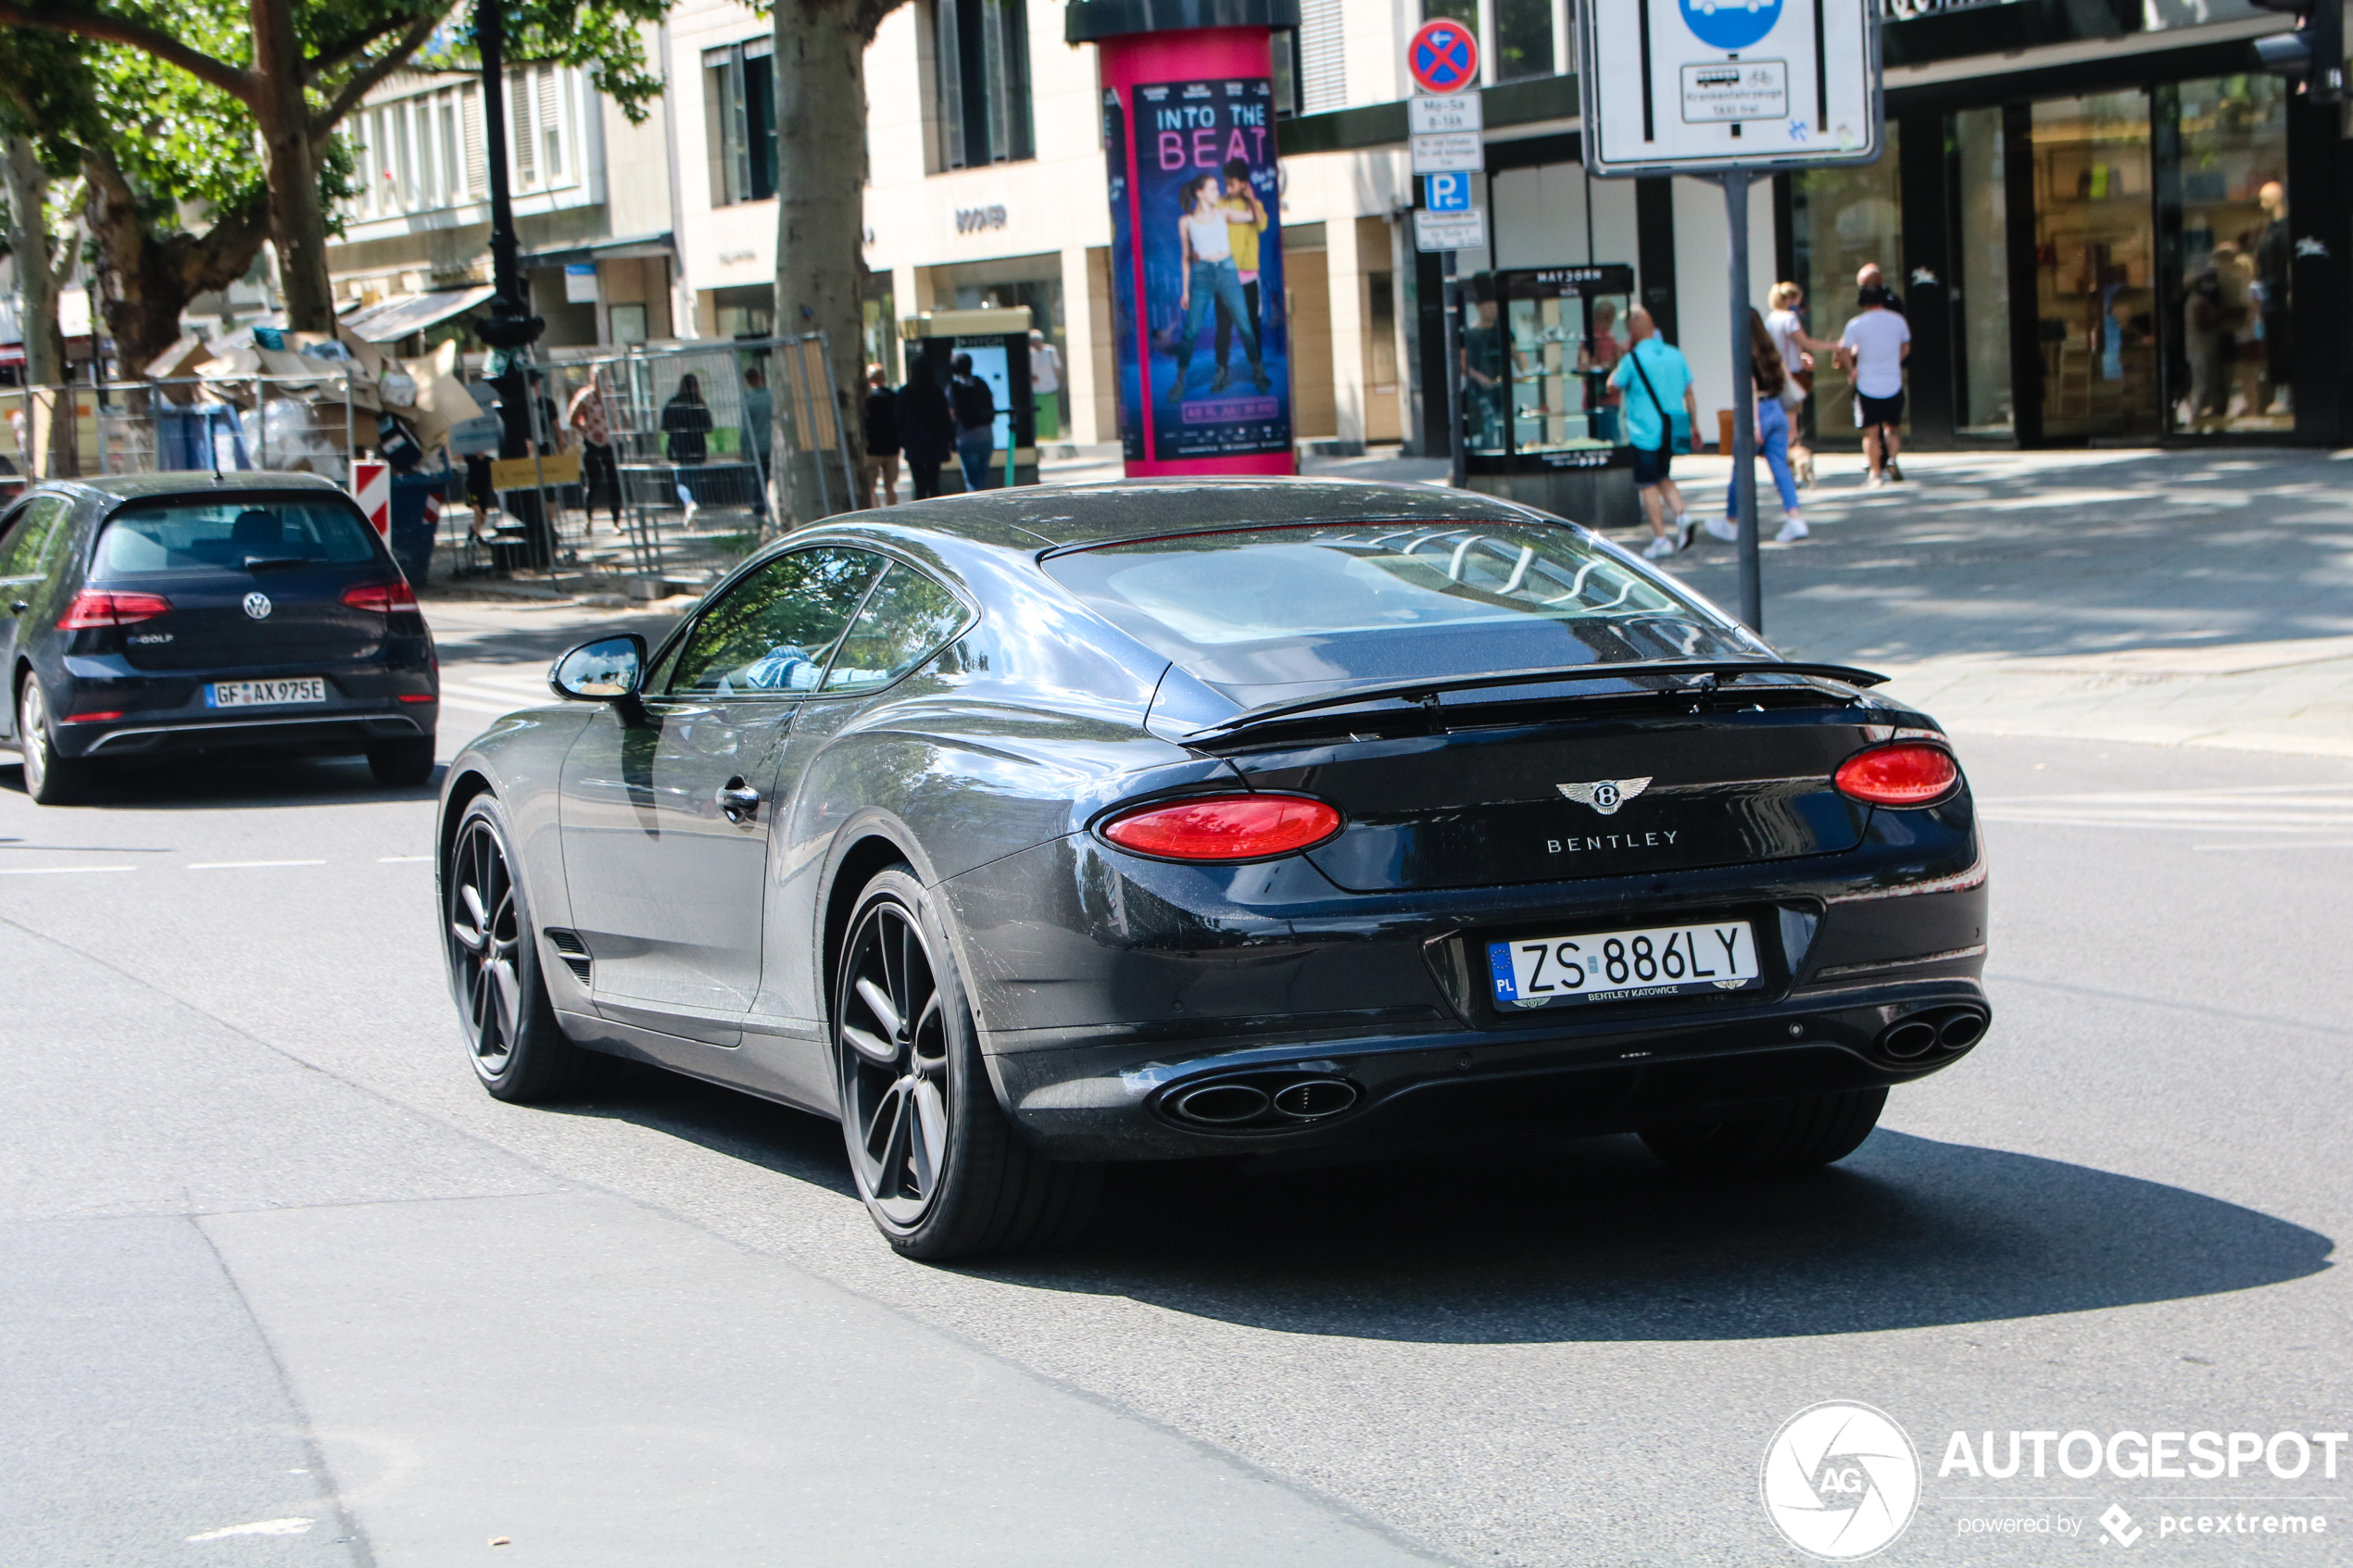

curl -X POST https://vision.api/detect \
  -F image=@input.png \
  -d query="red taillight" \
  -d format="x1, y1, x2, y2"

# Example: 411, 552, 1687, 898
396, 692, 436, 703
1835, 743, 1960, 807
57, 590, 172, 630
341, 580, 419, 611
1101, 794, 1343, 861
62, 710, 123, 723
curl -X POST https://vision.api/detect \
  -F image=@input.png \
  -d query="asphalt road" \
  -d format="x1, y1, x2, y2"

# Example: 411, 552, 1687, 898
3, 601, 2348, 1566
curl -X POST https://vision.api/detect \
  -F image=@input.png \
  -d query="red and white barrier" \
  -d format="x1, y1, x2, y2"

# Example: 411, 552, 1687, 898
352, 459, 391, 534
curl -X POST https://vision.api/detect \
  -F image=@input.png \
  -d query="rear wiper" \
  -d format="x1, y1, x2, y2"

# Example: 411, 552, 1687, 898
243, 555, 315, 571
1182, 659, 1887, 744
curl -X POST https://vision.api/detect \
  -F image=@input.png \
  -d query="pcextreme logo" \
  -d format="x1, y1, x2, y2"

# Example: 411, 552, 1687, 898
1761, 1401, 1921, 1560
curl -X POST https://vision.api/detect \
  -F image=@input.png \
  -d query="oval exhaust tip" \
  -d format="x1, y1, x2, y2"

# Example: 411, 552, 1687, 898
1271, 1077, 1359, 1120
1880, 1020, 1940, 1060
1937, 1010, 1987, 1049
1171, 1083, 1271, 1124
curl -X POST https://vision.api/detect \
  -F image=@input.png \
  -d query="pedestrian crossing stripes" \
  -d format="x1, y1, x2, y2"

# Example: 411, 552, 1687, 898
1979, 784, 2353, 835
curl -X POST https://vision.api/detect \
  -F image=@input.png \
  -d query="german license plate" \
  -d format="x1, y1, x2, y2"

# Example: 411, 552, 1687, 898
1488, 920, 1761, 1008
206, 677, 326, 709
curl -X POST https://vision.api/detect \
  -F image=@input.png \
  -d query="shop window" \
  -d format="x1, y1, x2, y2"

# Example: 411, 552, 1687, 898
1955, 107, 2012, 436
930, 0, 1034, 171
705, 40, 779, 207
2032, 92, 2157, 442
1792, 126, 1904, 448
2169, 75, 2290, 434
1272, 30, 1301, 118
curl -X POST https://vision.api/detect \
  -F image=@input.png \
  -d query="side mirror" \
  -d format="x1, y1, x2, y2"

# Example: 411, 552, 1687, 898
549, 633, 648, 702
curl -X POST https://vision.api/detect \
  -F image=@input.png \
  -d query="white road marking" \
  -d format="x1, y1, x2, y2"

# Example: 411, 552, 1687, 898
186, 1518, 314, 1541
186, 859, 329, 871
2195, 840, 2353, 852
378, 855, 434, 863
1981, 785, 2353, 834
0, 864, 137, 875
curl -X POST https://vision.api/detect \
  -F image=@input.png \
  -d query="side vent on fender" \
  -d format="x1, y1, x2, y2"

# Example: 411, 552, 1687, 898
544, 928, 592, 985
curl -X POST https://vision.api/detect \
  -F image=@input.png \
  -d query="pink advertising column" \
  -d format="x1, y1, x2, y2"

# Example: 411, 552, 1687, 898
1068, 0, 1302, 476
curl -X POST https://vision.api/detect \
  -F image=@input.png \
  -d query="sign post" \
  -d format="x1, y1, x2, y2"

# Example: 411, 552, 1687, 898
1579, 0, 1882, 633
1406, 22, 1481, 489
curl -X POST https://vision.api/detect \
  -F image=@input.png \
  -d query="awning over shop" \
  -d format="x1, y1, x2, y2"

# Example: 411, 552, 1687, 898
342, 284, 496, 345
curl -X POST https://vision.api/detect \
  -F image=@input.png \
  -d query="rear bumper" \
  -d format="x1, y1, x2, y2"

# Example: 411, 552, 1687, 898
62, 707, 433, 758
988, 972, 1987, 1161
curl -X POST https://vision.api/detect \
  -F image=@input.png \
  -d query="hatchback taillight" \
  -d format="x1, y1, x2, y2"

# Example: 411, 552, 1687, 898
57, 590, 172, 630
1835, 743, 1960, 806
341, 581, 418, 611
1100, 794, 1343, 861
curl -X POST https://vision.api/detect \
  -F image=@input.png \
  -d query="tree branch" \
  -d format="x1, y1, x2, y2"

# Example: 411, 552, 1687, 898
0, 1, 254, 101
307, 10, 441, 144
304, 14, 409, 85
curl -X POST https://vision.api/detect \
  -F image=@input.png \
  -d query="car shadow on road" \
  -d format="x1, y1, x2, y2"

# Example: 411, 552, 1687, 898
547, 1060, 862, 1198
967, 1129, 2333, 1343
0, 757, 444, 810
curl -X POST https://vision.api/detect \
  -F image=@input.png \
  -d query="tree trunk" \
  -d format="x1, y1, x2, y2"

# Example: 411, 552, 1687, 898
250, 0, 335, 332
4, 132, 75, 476
773, 0, 873, 523
82, 145, 273, 377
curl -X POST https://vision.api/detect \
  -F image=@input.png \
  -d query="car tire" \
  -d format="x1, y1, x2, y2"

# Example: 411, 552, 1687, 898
445, 793, 599, 1103
17, 674, 91, 807
1640, 1086, 1887, 1177
834, 865, 1101, 1261
368, 734, 437, 786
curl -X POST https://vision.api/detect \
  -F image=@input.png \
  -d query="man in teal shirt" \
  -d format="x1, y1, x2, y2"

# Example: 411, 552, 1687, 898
1608, 306, 1702, 559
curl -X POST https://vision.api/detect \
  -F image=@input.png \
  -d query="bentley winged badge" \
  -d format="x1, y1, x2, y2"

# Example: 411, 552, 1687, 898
1557, 777, 1652, 816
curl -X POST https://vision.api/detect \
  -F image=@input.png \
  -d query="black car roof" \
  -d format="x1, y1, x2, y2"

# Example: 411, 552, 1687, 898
24, 471, 349, 506
825, 478, 1557, 551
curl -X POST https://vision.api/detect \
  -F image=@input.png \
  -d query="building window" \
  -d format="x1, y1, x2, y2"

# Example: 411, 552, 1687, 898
930, 0, 1033, 170
704, 39, 778, 205
509, 65, 575, 194
1298, 0, 1347, 112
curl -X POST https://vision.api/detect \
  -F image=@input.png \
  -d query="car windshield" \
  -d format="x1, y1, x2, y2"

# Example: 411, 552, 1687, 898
94, 498, 382, 576
1041, 521, 1760, 693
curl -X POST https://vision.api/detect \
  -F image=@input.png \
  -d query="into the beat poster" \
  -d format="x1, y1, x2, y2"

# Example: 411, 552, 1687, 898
1104, 75, 1293, 471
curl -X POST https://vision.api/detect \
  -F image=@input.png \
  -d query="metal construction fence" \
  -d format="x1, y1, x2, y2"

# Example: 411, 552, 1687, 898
0, 332, 859, 596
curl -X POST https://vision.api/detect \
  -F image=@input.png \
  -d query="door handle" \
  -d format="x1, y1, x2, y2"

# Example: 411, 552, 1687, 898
717, 778, 761, 823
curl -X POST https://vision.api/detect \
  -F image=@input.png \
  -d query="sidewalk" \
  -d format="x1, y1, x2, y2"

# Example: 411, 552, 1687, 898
425, 445, 2353, 758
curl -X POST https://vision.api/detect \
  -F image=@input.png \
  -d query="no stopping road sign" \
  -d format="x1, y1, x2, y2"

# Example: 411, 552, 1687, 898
1407, 19, 1479, 94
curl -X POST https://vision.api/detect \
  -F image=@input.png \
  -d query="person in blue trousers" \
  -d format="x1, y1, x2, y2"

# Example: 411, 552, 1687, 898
1165, 174, 1268, 400
1708, 309, 1809, 545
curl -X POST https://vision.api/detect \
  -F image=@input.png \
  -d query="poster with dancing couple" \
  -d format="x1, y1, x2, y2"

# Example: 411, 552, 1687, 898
1104, 75, 1293, 471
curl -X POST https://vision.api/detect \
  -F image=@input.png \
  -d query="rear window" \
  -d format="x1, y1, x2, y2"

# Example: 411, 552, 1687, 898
1041, 522, 1758, 692
94, 498, 382, 576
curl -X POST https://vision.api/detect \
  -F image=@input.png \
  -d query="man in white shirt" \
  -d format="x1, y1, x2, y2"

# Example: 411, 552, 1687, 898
1028, 329, 1064, 441
1837, 278, 1911, 487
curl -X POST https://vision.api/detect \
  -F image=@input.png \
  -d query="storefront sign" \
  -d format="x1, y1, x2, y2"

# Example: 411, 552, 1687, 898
1101, 54, 1294, 474
1580, 0, 1881, 176
563, 264, 599, 304
1414, 208, 1487, 254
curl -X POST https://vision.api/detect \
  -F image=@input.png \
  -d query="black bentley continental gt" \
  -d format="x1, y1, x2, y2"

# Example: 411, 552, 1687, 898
438, 481, 1988, 1259
1, 472, 438, 802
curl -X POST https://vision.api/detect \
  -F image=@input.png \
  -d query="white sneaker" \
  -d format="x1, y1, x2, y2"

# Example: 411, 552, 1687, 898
1674, 513, 1697, 551
1642, 533, 1679, 560
1703, 516, 1740, 544
1775, 514, 1809, 543
1864, 472, 1888, 490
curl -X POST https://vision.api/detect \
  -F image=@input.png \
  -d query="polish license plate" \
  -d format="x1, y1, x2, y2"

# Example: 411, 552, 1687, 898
1488, 920, 1761, 1008
206, 677, 326, 709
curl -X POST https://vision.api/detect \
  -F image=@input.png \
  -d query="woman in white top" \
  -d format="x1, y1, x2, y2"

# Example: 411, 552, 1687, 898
1169, 174, 1265, 398
1768, 282, 1838, 487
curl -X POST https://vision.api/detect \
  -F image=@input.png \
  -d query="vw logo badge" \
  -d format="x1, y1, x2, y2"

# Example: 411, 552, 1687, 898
1760, 1401, 1919, 1560
243, 592, 272, 621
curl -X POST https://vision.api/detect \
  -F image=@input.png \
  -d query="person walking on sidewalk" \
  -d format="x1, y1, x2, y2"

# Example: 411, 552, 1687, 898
1706, 308, 1808, 546
1837, 281, 1910, 488
862, 364, 902, 507
948, 352, 998, 492
1767, 282, 1836, 488
566, 375, 622, 532
898, 358, 953, 500
1608, 305, 1701, 560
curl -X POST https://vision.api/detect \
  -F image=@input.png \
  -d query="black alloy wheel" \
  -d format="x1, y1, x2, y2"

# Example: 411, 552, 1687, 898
834, 866, 1101, 1260
16, 675, 89, 806
445, 794, 595, 1101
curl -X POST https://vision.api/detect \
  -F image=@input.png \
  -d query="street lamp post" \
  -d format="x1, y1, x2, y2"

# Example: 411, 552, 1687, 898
472, 0, 549, 567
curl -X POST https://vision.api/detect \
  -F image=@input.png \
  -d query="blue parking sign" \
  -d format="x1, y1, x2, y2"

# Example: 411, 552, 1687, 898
1425, 170, 1472, 211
